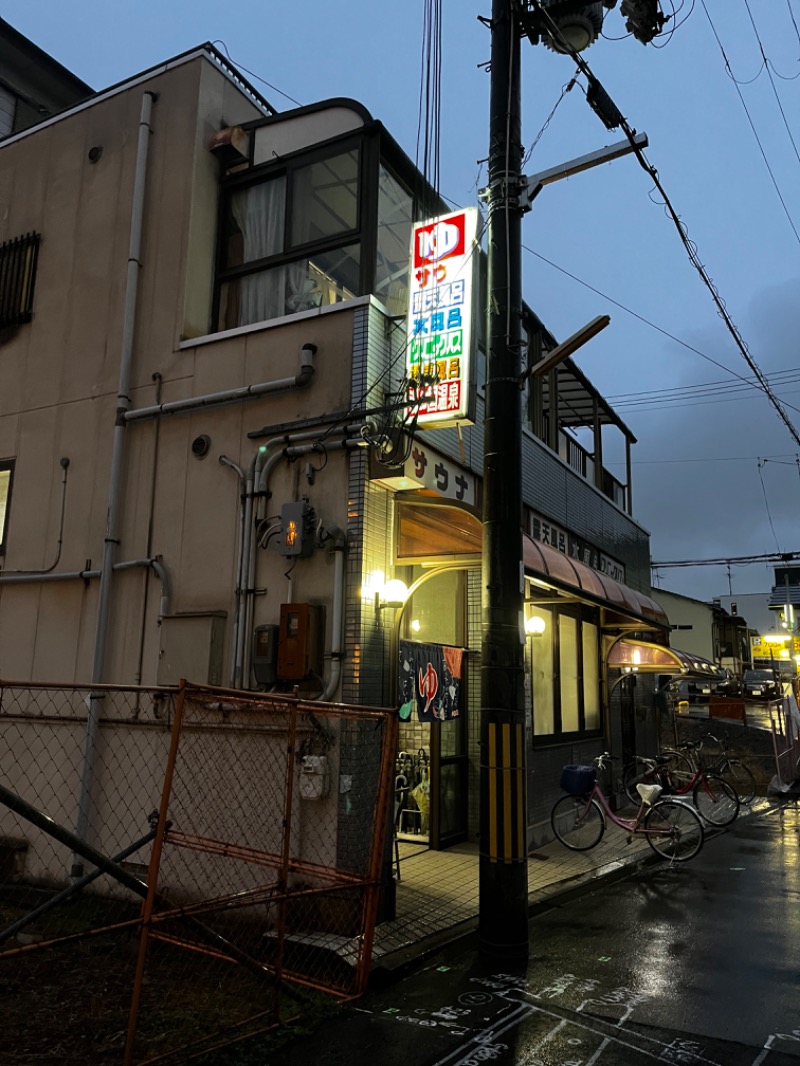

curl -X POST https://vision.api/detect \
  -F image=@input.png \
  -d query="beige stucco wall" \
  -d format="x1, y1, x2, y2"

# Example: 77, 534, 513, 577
0, 56, 361, 690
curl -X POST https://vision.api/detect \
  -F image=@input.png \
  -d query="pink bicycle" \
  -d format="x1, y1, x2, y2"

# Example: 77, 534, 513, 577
551, 753, 705, 862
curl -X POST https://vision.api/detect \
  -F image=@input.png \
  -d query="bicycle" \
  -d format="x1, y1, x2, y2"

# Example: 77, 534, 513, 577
621, 744, 740, 827
551, 755, 704, 862
678, 733, 757, 806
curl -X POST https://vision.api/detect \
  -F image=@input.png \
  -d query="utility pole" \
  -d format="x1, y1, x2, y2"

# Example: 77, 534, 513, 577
479, 0, 662, 962
480, 0, 529, 963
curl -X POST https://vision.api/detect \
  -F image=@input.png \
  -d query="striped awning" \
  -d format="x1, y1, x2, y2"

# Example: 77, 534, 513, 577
523, 534, 669, 631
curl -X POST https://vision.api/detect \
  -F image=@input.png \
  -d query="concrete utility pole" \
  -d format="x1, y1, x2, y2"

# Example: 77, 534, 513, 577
480, 0, 529, 963
480, 0, 660, 962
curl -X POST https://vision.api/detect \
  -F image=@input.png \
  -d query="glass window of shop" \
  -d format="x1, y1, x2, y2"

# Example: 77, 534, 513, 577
527, 601, 601, 740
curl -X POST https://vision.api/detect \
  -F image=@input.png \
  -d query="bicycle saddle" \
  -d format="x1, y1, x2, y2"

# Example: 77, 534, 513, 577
637, 783, 663, 805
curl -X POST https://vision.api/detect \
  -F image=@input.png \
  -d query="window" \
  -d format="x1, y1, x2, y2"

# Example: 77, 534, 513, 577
374, 165, 413, 316
217, 145, 362, 329
527, 601, 601, 740
0, 459, 13, 555
0, 232, 40, 329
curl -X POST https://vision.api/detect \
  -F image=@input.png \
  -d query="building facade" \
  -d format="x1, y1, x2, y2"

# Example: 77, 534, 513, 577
0, 35, 670, 862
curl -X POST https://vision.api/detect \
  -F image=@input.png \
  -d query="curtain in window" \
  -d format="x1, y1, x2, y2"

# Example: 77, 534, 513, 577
230, 180, 286, 325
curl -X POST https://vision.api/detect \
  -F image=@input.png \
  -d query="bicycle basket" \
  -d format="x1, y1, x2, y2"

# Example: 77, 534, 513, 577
560, 764, 596, 796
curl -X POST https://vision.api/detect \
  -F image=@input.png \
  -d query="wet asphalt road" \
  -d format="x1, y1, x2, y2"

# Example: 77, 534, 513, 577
270, 800, 800, 1066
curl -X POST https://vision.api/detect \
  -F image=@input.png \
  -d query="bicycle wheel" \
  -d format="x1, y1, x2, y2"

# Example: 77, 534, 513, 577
659, 749, 694, 790
622, 758, 659, 806
551, 795, 605, 850
692, 775, 740, 826
645, 800, 704, 861
719, 760, 756, 806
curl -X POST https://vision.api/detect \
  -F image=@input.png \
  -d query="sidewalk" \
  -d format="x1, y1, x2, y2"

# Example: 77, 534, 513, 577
370, 797, 774, 980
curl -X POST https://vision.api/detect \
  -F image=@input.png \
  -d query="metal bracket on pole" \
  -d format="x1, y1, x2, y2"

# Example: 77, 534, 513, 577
517, 131, 649, 212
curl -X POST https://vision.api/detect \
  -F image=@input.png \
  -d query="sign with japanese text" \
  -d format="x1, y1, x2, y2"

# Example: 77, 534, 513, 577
403, 441, 477, 507
528, 510, 626, 583
406, 207, 478, 427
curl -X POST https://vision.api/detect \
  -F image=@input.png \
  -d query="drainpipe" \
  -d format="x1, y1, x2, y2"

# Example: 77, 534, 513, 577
244, 430, 365, 689
0, 557, 171, 611
318, 528, 347, 702
123, 343, 316, 423
221, 419, 363, 689
73, 90, 156, 871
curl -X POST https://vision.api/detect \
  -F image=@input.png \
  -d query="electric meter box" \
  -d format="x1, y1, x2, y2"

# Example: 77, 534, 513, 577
252, 623, 279, 686
277, 603, 324, 681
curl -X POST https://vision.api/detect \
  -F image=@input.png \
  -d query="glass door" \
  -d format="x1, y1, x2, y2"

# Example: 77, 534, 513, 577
399, 568, 469, 850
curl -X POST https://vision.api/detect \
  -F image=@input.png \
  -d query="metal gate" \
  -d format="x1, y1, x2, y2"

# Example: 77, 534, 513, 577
0, 679, 396, 1064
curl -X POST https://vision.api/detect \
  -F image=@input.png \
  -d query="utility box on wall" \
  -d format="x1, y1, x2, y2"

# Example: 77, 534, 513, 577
157, 612, 226, 687
277, 603, 324, 681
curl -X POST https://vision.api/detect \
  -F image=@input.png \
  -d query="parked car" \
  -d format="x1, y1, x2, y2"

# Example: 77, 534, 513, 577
687, 679, 712, 700
713, 668, 742, 698
742, 668, 781, 701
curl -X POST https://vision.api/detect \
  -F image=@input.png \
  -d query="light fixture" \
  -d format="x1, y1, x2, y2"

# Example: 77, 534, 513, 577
525, 615, 546, 636
379, 578, 409, 609
411, 619, 421, 633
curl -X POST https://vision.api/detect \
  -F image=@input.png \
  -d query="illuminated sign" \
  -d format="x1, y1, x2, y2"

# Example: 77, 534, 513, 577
406, 207, 478, 427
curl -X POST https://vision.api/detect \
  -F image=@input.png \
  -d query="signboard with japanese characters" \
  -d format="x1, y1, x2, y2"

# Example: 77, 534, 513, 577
403, 442, 477, 507
528, 510, 626, 583
407, 206, 479, 428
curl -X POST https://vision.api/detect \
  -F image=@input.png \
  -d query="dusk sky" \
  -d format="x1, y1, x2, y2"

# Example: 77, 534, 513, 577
7, 1, 800, 603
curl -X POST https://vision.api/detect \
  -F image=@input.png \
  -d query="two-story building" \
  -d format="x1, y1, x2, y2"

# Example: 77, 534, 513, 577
0, 28, 675, 863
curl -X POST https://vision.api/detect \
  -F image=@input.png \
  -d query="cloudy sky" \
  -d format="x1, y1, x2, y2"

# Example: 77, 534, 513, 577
7, 1, 800, 602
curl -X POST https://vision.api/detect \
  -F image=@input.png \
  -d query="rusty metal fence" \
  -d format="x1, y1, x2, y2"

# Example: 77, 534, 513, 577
0, 679, 396, 1065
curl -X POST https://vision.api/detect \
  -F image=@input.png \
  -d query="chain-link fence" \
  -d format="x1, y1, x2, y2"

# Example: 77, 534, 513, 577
0, 679, 395, 1065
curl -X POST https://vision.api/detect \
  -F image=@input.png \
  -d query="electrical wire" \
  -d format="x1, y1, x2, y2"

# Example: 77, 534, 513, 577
209, 40, 301, 107
757, 458, 783, 552
700, 2, 800, 243
523, 247, 800, 420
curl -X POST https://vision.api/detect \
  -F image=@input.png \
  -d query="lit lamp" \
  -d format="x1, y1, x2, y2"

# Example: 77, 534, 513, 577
379, 578, 409, 610
361, 570, 410, 611
524, 614, 546, 636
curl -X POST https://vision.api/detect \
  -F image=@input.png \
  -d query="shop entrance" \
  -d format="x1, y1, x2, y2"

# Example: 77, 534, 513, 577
395, 712, 468, 849
394, 566, 470, 851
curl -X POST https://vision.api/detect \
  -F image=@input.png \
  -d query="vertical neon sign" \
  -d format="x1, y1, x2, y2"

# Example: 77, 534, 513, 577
406, 207, 478, 427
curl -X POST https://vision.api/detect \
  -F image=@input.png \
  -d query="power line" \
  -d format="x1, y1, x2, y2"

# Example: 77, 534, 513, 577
652, 550, 800, 568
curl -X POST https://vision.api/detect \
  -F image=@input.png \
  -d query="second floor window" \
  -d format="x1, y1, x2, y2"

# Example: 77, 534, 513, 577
217, 145, 362, 330
0, 232, 40, 329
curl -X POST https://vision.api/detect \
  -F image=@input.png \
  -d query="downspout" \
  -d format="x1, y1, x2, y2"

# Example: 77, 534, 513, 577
124, 342, 317, 423
219, 456, 246, 690
236, 433, 365, 688
318, 528, 347, 702
0, 557, 170, 610
221, 416, 361, 688
74, 90, 156, 870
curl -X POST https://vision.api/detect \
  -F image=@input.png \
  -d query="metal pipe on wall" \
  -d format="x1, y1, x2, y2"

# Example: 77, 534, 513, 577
74, 90, 156, 869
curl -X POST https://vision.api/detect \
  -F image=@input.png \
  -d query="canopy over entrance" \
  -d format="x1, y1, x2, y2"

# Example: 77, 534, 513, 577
523, 534, 668, 632
607, 639, 726, 680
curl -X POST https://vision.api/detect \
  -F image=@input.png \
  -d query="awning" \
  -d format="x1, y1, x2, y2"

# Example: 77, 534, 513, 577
606, 639, 726, 680
522, 534, 668, 631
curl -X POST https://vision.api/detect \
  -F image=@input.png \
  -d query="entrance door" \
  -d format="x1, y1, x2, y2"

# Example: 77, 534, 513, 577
429, 705, 469, 849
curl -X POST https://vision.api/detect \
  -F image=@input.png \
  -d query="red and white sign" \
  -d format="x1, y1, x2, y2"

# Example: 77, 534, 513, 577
406, 207, 478, 428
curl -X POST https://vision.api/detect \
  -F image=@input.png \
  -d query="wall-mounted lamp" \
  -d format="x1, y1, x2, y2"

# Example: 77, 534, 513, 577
361, 570, 409, 611
379, 578, 409, 609
524, 615, 546, 636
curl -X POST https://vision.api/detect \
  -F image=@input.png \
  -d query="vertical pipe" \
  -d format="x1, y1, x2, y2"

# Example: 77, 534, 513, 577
480, 0, 529, 963
74, 91, 156, 866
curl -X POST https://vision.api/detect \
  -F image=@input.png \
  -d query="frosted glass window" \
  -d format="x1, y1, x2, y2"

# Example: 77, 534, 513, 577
531, 608, 554, 736
582, 622, 600, 731
558, 614, 579, 733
